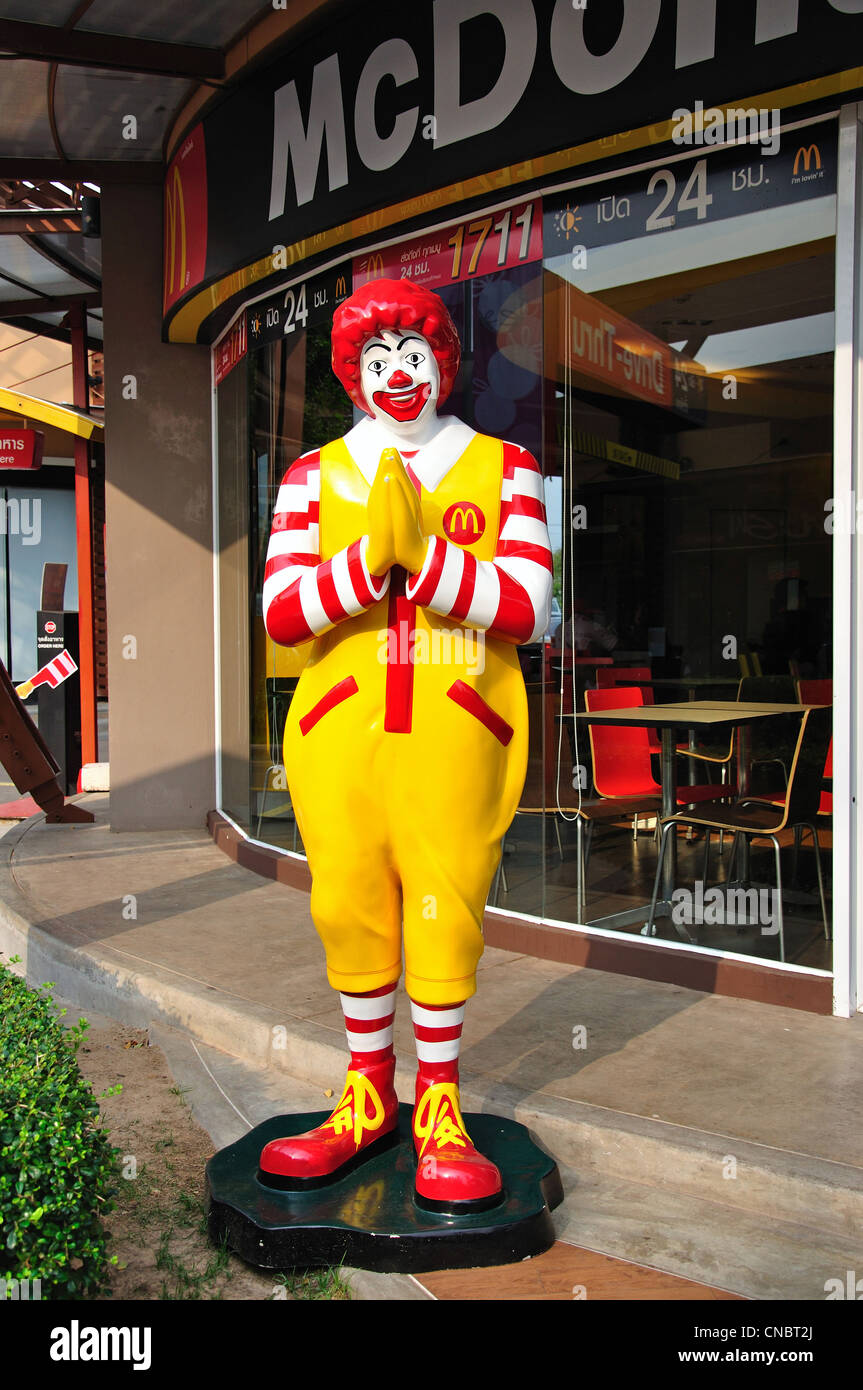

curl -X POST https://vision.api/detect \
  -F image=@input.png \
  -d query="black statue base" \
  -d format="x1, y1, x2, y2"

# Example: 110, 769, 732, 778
206, 1103, 563, 1275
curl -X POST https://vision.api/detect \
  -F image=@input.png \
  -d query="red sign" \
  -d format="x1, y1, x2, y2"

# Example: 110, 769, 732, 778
163, 123, 208, 314
353, 198, 542, 292
214, 315, 247, 386
44, 620, 57, 634
0, 429, 43, 470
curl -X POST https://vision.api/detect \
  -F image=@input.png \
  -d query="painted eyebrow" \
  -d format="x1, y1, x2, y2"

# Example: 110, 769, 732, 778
362, 340, 390, 355
396, 336, 424, 349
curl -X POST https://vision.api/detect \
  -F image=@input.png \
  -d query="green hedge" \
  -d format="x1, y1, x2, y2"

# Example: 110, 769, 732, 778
0, 961, 118, 1299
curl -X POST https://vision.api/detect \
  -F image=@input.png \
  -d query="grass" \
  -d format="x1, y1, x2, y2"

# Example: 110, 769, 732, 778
112, 1118, 351, 1300
156, 1228, 232, 1301
85, 1027, 352, 1302
272, 1264, 352, 1301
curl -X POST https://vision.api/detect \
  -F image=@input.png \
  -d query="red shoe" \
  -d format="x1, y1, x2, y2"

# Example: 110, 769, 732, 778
259, 1059, 399, 1189
412, 1077, 503, 1213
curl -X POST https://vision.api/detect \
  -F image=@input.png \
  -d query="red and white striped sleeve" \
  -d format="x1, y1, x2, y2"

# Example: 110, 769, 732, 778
262, 451, 390, 647
405, 443, 552, 644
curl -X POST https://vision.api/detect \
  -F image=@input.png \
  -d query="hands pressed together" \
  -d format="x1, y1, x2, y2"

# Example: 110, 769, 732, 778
365, 448, 429, 578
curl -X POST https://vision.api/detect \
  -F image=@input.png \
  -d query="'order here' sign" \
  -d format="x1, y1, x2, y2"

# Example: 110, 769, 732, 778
0, 429, 43, 470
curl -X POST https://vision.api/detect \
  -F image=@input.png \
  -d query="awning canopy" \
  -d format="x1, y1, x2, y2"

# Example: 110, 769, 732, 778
0, 1, 274, 345
0, 383, 103, 437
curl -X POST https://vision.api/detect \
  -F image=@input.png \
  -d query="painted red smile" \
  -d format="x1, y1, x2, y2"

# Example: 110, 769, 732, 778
372, 382, 431, 422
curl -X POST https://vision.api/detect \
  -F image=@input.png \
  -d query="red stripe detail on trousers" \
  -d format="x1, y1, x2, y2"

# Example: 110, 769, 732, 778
446, 680, 514, 746
299, 676, 359, 735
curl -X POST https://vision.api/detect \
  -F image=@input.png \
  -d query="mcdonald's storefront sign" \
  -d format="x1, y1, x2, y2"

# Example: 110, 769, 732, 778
163, 125, 208, 316
165, 0, 863, 341
244, 263, 352, 349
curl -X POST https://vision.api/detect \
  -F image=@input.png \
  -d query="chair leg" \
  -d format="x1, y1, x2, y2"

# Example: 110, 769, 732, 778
576, 817, 585, 921
490, 844, 501, 905
791, 824, 801, 888
554, 815, 564, 861
770, 835, 785, 964
584, 819, 596, 880
491, 828, 505, 906
645, 822, 674, 937
800, 822, 830, 941
727, 831, 741, 880
255, 766, 277, 838
701, 827, 712, 885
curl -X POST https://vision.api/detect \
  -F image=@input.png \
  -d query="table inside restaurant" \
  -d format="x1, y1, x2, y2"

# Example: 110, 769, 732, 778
573, 701, 816, 940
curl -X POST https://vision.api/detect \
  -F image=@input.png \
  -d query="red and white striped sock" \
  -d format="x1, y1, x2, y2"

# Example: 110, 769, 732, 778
340, 984, 397, 1068
410, 998, 465, 1087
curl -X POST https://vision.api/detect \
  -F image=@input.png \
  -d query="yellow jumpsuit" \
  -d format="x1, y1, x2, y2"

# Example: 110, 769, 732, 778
283, 432, 529, 1005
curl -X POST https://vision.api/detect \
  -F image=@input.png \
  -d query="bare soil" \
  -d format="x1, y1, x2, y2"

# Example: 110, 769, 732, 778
74, 1018, 350, 1301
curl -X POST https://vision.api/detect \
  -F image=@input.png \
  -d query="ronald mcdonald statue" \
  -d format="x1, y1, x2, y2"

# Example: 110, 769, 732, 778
259, 278, 552, 1212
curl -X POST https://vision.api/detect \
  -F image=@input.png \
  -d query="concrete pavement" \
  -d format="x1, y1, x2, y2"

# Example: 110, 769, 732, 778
1, 794, 861, 1299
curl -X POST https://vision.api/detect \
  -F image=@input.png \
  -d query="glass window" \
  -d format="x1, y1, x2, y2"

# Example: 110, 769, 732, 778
215, 122, 837, 970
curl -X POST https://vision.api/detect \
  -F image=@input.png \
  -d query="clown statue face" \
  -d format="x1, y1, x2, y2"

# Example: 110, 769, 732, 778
259, 279, 553, 1215
359, 329, 441, 435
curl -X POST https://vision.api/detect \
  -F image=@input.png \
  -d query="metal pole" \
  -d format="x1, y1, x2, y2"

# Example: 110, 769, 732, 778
3, 488, 10, 675
68, 301, 98, 765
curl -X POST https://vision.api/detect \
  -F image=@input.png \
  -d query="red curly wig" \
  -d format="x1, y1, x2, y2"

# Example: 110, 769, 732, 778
331, 278, 461, 414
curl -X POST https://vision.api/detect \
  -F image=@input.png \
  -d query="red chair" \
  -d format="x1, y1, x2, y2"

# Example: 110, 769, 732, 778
595, 666, 684, 754
585, 687, 729, 807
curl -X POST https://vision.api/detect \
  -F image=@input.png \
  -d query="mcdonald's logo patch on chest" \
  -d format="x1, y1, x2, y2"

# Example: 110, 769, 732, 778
443, 500, 486, 545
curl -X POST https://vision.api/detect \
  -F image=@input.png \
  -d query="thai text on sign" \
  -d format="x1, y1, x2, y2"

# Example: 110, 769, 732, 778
0, 429, 43, 470
354, 198, 542, 291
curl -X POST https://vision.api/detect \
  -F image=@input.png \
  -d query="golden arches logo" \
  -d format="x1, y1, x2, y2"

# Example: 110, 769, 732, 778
365, 253, 385, 282
793, 144, 821, 175
452, 506, 479, 534
443, 500, 486, 544
165, 165, 187, 296
335, 274, 347, 298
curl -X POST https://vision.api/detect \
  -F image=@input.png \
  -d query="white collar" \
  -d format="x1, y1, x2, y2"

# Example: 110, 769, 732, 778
342, 415, 476, 491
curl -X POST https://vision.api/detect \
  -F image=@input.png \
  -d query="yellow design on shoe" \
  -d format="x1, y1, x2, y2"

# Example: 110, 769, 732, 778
413, 1082, 470, 1157
321, 1069, 386, 1147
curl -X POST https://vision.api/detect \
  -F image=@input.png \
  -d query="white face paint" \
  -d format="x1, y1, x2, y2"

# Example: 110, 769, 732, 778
359, 329, 440, 433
